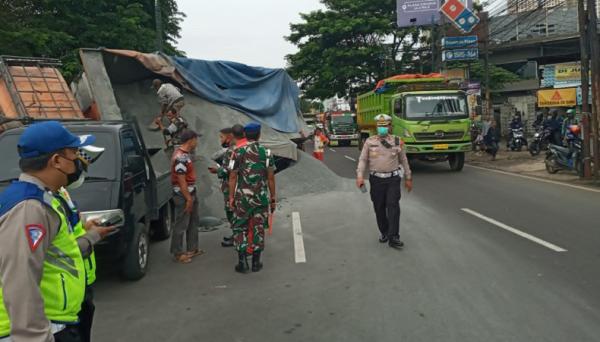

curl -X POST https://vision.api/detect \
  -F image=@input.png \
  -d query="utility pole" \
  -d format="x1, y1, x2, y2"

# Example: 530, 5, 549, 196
431, 15, 437, 72
483, 14, 492, 118
155, 0, 164, 53
588, 0, 600, 178
579, 0, 592, 178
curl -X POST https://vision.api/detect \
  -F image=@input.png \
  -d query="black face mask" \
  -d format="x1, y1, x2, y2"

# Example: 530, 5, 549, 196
221, 142, 229, 148
59, 156, 86, 186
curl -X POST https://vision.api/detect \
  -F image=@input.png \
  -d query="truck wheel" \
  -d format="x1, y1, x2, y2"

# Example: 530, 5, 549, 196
449, 152, 465, 172
121, 222, 149, 281
151, 201, 173, 241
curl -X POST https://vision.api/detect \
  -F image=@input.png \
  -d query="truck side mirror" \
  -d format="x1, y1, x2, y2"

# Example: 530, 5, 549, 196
126, 155, 145, 171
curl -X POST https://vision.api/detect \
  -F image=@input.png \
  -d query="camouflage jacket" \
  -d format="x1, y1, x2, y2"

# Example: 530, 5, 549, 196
163, 116, 188, 146
217, 147, 235, 194
230, 141, 275, 209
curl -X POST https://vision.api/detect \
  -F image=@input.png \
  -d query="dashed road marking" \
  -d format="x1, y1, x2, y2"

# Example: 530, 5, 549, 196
329, 148, 336, 152
292, 212, 306, 263
461, 208, 567, 252
344, 155, 356, 162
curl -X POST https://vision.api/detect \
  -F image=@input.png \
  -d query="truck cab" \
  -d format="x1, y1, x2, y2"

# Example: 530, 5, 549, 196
326, 112, 359, 146
357, 75, 472, 171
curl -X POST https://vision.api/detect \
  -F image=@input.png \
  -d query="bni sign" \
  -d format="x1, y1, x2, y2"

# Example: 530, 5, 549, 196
442, 48, 479, 61
397, 0, 440, 27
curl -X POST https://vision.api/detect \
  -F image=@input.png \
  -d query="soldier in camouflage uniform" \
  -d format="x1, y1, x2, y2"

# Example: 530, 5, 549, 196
228, 123, 276, 273
209, 125, 245, 247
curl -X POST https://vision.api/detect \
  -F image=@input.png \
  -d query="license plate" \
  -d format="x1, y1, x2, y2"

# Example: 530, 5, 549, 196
433, 144, 449, 150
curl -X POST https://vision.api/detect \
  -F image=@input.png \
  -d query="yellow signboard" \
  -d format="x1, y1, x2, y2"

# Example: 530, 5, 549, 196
444, 68, 466, 81
537, 88, 577, 107
555, 62, 581, 82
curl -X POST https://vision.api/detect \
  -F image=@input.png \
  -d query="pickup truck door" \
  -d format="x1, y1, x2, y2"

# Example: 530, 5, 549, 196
120, 129, 149, 224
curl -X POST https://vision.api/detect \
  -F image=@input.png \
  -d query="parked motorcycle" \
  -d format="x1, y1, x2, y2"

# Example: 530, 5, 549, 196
545, 125, 583, 176
508, 127, 526, 151
529, 126, 552, 156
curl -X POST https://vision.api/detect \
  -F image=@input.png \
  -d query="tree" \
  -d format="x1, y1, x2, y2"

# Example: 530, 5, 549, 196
286, 0, 422, 100
0, 0, 185, 80
447, 61, 520, 90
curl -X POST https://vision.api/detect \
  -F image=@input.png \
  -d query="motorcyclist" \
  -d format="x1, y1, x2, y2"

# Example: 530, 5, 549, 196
507, 113, 525, 150
543, 110, 562, 145
532, 111, 544, 130
561, 109, 578, 141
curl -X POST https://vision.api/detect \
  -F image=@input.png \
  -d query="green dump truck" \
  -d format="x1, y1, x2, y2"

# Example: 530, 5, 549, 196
326, 111, 359, 146
357, 74, 471, 171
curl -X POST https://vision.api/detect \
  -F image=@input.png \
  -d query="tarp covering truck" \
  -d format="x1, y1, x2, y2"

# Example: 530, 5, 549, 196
357, 74, 471, 171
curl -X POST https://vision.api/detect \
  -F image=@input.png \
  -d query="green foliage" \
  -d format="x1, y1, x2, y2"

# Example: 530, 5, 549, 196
286, 0, 425, 100
447, 61, 520, 90
0, 0, 185, 81
300, 98, 324, 113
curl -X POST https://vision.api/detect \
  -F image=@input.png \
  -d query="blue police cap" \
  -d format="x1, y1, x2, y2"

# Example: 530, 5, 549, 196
244, 122, 261, 133
18, 121, 96, 158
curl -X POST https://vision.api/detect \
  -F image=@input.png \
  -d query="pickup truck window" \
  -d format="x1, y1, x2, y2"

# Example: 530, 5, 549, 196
121, 130, 144, 170
0, 131, 116, 182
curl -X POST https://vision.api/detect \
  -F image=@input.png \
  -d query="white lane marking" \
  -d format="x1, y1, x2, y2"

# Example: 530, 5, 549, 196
292, 212, 307, 263
344, 155, 356, 162
466, 165, 600, 194
329, 148, 336, 152
461, 208, 567, 252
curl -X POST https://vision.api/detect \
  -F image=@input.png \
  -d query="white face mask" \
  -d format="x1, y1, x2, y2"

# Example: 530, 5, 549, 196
66, 172, 85, 190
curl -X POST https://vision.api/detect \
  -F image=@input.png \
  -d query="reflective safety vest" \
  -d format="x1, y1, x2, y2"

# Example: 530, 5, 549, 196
56, 188, 96, 286
0, 181, 86, 338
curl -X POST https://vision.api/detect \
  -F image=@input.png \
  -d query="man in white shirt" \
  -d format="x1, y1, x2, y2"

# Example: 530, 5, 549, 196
150, 79, 185, 130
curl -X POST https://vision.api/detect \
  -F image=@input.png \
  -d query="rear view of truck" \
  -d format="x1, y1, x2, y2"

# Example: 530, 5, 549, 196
357, 74, 471, 171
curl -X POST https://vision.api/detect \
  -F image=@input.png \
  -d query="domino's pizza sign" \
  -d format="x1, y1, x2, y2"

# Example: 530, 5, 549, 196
440, 0, 480, 33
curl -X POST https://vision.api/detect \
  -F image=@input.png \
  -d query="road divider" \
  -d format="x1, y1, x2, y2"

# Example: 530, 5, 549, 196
292, 212, 307, 263
344, 155, 356, 162
461, 208, 567, 253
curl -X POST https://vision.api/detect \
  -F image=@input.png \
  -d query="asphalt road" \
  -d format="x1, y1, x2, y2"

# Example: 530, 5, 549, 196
93, 145, 600, 342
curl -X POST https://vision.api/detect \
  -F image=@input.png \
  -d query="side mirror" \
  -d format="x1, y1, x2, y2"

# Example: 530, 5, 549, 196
126, 155, 145, 171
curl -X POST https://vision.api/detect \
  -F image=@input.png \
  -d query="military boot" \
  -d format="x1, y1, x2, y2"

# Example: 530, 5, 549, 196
251, 251, 263, 272
235, 252, 250, 273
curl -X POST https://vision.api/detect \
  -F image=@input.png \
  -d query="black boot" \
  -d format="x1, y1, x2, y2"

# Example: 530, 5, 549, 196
251, 251, 263, 272
235, 252, 250, 273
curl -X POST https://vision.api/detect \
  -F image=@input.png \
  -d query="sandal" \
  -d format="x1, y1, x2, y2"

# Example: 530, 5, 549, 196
174, 254, 192, 264
186, 249, 205, 258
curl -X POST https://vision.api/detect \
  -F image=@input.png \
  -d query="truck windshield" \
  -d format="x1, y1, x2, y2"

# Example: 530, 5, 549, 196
404, 94, 468, 120
0, 132, 117, 183
331, 116, 355, 124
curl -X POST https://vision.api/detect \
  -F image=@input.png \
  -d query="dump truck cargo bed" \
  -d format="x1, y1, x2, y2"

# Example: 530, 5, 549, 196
0, 56, 84, 120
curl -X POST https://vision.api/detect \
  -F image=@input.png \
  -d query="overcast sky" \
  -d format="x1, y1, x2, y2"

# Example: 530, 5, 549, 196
176, 0, 324, 69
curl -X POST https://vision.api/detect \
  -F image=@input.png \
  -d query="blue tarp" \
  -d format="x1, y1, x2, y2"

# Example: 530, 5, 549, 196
171, 57, 301, 133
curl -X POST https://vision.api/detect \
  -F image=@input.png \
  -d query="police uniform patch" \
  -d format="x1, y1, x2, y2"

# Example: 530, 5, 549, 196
25, 224, 46, 252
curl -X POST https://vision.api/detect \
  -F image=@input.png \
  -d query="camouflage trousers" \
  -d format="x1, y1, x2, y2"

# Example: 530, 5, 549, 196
223, 195, 234, 225
231, 206, 268, 254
